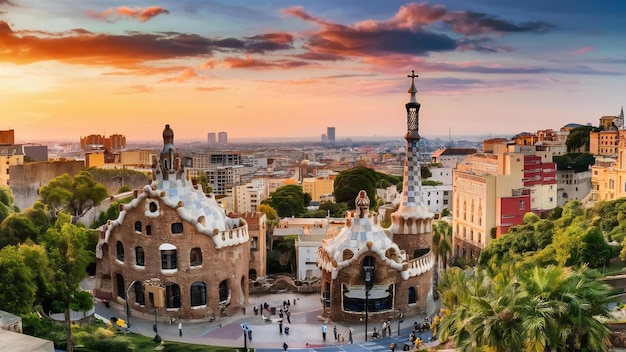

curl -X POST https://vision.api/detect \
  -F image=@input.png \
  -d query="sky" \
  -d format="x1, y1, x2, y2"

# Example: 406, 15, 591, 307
1, 0, 625, 143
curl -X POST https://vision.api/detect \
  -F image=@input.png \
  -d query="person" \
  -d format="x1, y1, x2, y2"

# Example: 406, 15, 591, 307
247, 328, 253, 341
390, 342, 396, 352
283, 342, 288, 351
349, 327, 354, 344
372, 327, 379, 339
178, 322, 182, 337
382, 320, 387, 338
286, 311, 291, 324
415, 337, 423, 349
387, 319, 392, 336
322, 322, 327, 341
333, 325, 338, 341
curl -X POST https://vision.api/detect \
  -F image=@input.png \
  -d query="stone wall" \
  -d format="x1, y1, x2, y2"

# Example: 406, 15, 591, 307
9, 161, 85, 210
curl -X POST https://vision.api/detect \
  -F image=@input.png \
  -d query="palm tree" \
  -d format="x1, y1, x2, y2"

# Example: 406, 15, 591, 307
438, 265, 612, 352
432, 220, 452, 271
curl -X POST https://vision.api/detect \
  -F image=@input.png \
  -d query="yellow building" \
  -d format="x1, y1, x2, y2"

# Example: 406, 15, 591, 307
0, 145, 24, 186
85, 150, 105, 168
591, 136, 626, 202
301, 177, 334, 201
120, 149, 154, 167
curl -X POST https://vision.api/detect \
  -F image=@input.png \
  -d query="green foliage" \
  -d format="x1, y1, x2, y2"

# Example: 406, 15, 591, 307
317, 201, 348, 218
553, 152, 595, 171
39, 170, 109, 222
580, 227, 612, 268
22, 202, 50, 234
92, 196, 133, 228
117, 185, 132, 194
70, 290, 94, 312
438, 265, 612, 352
422, 180, 443, 186
18, 243, 53, 306
261, 184, 310, 218
0, 212, 39, 247
257, 204, 278, 221
565, 125, 595, 152
0, 245, 36, 314
334, 166, 399, 211
0, 185, 15, 224
420, 165, 432, 179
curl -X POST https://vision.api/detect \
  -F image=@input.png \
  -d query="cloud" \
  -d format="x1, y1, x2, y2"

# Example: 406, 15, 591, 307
283, 3, 555, 59
112, 85, 154, 94
222, 55, 312, 70
0, 0, 17, 6
570, 46, 594, 56
158, 67, 199, 83
87, 6, 170, 22
0, 21, 294, 68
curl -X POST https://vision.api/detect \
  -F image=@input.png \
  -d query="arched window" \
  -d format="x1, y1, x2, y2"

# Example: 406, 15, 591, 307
190, 282, 206, 307
134, 221, 142, 233
135, 247, 145, 266
190, 248, 202, 266
116, 273, 125, 298
171, 222, 183, 234
116, 241, 124, 262
149, 202, 158, 213
160, 244, 177, 270
134, 281, 145, 305
408, 287, 417, 304
219, 280, 230, 304
165, 283, 181, 309
362, 255, 375, 267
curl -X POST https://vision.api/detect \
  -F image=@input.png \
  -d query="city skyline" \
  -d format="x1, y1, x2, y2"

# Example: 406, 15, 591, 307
1, 0, 625, 143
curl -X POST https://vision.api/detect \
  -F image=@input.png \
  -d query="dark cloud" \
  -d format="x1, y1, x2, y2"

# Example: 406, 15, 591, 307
283, 2, 555, 59
0, 21, 294, 68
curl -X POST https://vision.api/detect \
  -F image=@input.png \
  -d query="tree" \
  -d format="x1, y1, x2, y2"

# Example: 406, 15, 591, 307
580, 227, 612, 268
334, 166, 399, 210
18, 243, 53, 307
39, 170, 108, 223
565, 125, 594, 152
0, 212, 39, 248
0, 185, 15, 224
438, 265, 612, 352
258, 204, 278, 221
42, 213, 92, 352
261, 185, 310, 218
0, 245, 37, 315
432, 220, 452, 271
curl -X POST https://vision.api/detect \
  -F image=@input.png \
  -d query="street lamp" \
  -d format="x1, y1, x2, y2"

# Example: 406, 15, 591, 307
124, 280, 139, 331
397, 308, 403, 337
143, 278, 165, 344
364, 265, 374, 342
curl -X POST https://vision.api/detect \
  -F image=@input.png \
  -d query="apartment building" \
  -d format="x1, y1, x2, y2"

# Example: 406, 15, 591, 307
453, 141, 556, 259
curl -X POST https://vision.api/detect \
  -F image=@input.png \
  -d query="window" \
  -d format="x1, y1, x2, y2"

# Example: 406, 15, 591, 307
134, 281, 145, 305
135, 247, 145, 266
249, 269, 257, 281
190, 247, 202, 266
519, 200, 525, 210
251, 237, 258, 251
219, 280, 230, 304
161, 249, 177, 269
171, 222, 183, 234
134, 221, 142, 233
116, 241, 124, 262
165, 283, 181, 308
190, 282, 206, 306
116, 274, 125, 298
408, 287, 417, 304
149, 202, 158, 213
146, 225, 152, 236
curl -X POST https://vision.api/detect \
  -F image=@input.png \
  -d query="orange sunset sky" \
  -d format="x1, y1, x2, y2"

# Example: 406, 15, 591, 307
1, 0, 625, 142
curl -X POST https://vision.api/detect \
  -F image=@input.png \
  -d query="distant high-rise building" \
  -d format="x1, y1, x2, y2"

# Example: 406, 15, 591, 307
321, 134, 327, 142
207, 132, 216, 145
218, 132, 228, 145
327, 127, 335, 142
80, 134, 126, 151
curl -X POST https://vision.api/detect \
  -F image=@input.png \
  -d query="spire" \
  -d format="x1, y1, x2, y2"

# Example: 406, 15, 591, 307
408, 70, 418, 104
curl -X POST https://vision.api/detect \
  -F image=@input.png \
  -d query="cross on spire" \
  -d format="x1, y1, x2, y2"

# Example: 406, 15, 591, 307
407, 70, 418, 96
